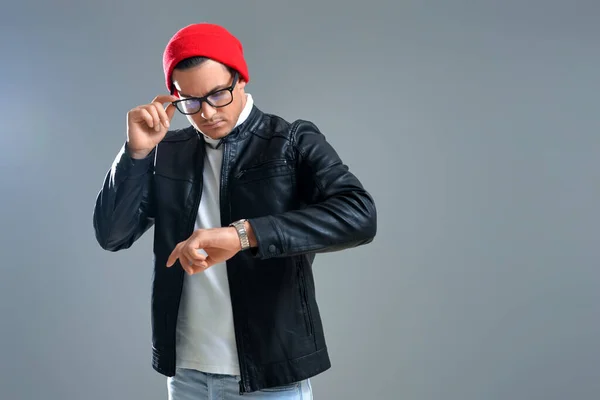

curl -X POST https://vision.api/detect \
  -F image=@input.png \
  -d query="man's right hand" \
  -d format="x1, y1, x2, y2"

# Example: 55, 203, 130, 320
126, 95, 179, 159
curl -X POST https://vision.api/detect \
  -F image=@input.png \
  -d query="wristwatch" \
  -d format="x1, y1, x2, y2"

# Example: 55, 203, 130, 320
229, 219, 250, 251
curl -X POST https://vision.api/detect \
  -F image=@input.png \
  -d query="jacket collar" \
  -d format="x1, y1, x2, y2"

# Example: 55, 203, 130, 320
196, 104, 263, 148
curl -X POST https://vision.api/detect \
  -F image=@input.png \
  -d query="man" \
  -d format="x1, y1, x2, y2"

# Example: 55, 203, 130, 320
93, 22, 377, 399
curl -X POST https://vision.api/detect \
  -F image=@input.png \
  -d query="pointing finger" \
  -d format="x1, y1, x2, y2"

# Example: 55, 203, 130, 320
152, 94, 179, 104
166, 242, 184, 267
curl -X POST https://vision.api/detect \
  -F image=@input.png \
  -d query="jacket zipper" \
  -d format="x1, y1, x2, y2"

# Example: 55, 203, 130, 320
220, 141, 249, 395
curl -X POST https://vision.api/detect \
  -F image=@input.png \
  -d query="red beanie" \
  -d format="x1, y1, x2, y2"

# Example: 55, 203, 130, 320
162, 23, 250, 95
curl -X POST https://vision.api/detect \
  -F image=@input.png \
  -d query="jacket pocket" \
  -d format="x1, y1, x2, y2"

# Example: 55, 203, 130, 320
297, 260, 314, 337
235, 159, 292, 183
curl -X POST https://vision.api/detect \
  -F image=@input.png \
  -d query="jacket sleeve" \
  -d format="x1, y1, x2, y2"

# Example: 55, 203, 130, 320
93, 143, 156, 251
247, 120, 377, 259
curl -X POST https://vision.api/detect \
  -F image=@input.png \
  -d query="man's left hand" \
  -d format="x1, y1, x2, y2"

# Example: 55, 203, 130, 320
166, 227, 241, 274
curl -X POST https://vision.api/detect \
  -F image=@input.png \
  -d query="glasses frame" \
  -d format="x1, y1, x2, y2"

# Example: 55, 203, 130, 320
171, 71, 239, 115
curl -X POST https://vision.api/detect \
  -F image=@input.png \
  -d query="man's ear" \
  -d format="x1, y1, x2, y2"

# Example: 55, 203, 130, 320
170, 80, 181, 98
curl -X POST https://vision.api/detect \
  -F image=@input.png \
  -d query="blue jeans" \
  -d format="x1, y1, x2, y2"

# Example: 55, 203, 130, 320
167, 368, 313, 399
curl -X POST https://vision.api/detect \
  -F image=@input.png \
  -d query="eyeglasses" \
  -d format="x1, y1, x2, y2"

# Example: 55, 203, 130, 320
172, 72, 239, 115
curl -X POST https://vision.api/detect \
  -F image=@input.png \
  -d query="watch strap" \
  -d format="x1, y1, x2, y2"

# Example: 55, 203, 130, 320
229, 219, 250, 251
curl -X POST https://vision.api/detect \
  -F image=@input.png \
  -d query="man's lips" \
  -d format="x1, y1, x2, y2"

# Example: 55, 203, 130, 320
204, 120, 224, 128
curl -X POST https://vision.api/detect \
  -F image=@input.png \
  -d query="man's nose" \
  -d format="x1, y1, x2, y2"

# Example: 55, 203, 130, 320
200, 102, 217, 120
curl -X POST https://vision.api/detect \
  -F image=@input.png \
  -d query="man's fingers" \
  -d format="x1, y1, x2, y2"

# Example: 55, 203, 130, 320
151, 95, 179, 128
180, 254, 208, 274
166, 241, 209, 273
147, 96, 177, 129
179, 254, 194, 274
166, 254, 177, 267
151, 102, 172, 129
166, 231, 213, 271
165, 103, 177, 123
139, 108, 155, 129
204, 256, 216, 268
145, 105, 162, 132
152, 94, 179, 104
186, 247, 207, 262
166, 242, 184, 267
183, 247, 208, 271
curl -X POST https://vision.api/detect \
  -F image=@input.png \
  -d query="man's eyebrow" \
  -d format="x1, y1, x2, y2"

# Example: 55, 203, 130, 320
179, 83, 229, 98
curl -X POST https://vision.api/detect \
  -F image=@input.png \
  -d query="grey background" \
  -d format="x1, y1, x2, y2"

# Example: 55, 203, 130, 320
1, 1, 599, 399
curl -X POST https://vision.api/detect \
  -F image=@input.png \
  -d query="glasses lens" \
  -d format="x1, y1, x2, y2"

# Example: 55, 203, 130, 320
206, 90, 232, 107
178, 99, 201, 114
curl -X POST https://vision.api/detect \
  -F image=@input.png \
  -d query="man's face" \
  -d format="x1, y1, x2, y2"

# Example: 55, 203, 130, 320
172, 59, 247, 140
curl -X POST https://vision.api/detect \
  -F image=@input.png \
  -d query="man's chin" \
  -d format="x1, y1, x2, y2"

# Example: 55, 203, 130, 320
195, 124, 231, 140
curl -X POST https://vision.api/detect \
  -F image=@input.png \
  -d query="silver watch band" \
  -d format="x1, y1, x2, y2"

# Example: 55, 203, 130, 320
229, 219, 250, 250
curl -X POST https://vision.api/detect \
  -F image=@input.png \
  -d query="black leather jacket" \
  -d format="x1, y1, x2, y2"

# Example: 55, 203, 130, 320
93, 105, 377, 393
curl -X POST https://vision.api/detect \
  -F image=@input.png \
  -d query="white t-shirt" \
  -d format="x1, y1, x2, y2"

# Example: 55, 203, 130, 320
175, 94, 254, 376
